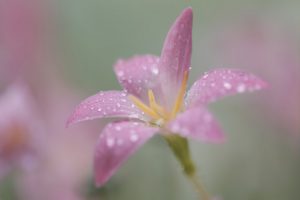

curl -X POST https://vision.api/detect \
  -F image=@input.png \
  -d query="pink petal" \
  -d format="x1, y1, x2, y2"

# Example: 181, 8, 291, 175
186, 69, 268, 107
94, 121, 157, 186
66, 91, 145, 126
114, 55, 162, 102
168, 107, 225, 143
159, 8, 193, 105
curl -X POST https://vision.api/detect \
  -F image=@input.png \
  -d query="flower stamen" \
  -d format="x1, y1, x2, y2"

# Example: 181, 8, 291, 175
128, 95, 161, 120
148, 90, 167, 117
171, 71, 189, 119
129, 71, 189, 123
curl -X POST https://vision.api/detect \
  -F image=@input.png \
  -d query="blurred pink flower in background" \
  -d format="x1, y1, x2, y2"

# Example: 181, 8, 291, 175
0, 84, 43, 179
0, 0, 97, 199
214, 19, 300, 135
16, 82, 96, 200
67, 8, 266, 188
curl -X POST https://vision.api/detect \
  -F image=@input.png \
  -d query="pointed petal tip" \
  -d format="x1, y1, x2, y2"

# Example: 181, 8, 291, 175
210, 134, 226, 144
182, 7, 193, 15
65, 108, 82, 128
248, 74, 269, 92
186, 69, 269, 106
93, 122, 157, 188
65, 115, 74, 128
178, 7, 193, 23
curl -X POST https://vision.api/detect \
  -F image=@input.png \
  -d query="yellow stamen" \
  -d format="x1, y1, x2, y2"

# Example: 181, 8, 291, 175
128, 95, 161, 120
148, 90, 167, 117
129, 71, 189, 123
171, 71, 189, 119
148, 90, 157, 109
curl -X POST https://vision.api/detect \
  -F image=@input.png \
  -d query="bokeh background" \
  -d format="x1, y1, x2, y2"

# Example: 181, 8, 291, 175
0, 0, 299, 199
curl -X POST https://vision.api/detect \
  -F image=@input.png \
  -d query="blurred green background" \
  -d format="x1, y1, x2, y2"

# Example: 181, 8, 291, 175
1, 0, 300, 199
55, 0, 300, 199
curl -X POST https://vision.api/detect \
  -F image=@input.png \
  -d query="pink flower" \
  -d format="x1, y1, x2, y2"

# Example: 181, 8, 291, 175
0, 83, 43, 178
67, 8, 267, 187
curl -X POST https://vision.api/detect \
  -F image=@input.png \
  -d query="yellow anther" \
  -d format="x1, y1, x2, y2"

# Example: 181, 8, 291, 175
148, 90, 167, 117
129, 95, 161, 120
129, 71, 189, 124
148, 90, 157, 110
171, 71, 189, 119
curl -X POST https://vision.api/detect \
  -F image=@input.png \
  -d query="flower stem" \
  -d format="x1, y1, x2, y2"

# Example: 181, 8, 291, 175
187, 173, 211, 200
163, 134, 211, 200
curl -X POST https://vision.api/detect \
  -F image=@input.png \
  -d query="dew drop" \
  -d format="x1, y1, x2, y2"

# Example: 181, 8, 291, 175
130, 133, 139, 142
117, 70, 124, 77
106, 138, 115, 147
223, 82, 232, 90
237, 84, 246, 93
203, 74, 209, 79
151, 68, 159, 75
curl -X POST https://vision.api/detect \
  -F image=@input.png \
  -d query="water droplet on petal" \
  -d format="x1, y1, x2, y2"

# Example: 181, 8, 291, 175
151, 68, 159, 75
130, 133, 139, 142
223, 82, 232, 90
106, 138, 115, 147
115, 126, 122, 131
237, 84, 246, 93
117, 70, 124, 77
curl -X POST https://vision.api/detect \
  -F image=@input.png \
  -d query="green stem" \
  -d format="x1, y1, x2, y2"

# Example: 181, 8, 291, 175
187, 173, 211, 200
164, 134, 211, 200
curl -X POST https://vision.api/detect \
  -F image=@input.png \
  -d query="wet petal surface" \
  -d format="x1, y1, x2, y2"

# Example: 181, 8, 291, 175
168, 106, 225, 143
94, 121, 157, 186
114, 55, 162, 102
186, 69, 268, 107
159, 8, 193, 106
66, 91, 145, 126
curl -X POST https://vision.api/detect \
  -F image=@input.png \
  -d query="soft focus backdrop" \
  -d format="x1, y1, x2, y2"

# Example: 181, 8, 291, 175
0, 0, 299, 200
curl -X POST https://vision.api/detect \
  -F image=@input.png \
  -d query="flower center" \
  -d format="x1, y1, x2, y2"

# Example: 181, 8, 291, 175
129, 71, 189, 126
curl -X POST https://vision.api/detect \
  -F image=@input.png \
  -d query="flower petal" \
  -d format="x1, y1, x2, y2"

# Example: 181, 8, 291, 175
114, 55, 162, 102
159, 7, 193, 105
186, 69, 268, 107
66, 91, 145, 126
94, 121, 157, 186
168, 107, 225, 143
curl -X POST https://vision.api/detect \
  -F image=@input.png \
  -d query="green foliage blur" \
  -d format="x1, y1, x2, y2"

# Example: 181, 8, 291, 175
55, 0, 300, 199
1, 0, 300, 199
